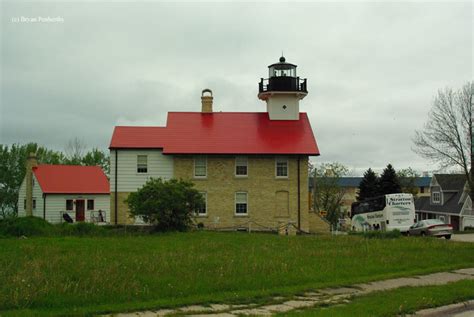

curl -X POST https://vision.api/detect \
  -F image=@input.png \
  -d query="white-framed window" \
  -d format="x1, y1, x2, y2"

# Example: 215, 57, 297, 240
432, 192, 441, 203
66, 199, 74, 211
32, 199, 36, 210
137, 155, 148, 173
235, 156, 248, 177
275, 157, 288, 178
235, 192, 248, 215
87, 199, 95, 211
196, 192, 207, 216
194, 156, 207, 178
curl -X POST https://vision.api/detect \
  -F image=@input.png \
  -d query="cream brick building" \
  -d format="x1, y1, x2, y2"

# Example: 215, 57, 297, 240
109, 57, 327, 233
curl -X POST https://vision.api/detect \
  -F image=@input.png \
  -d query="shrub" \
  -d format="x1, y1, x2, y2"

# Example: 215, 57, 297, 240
58, 222, 106, 236
126, 178, 204, 231
0, 216, 56, 237
362, 230, 402, 239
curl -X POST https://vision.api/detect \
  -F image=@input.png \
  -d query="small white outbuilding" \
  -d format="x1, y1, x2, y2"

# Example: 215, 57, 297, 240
18, 154, 110, 224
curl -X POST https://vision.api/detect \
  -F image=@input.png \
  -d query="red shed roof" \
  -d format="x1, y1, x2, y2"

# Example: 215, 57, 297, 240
110, 112, 319, 155
33, 165, 109, 194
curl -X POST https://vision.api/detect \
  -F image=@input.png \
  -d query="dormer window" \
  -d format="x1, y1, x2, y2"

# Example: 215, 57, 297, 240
432, 192, 441, 204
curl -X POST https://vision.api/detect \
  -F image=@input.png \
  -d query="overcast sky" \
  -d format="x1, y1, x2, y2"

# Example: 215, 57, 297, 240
1, 1, 472, 175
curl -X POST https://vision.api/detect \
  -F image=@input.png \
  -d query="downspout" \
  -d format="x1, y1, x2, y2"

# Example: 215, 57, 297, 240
297, 156, 301, 232
114, 149, 118, 225
43, 194, 46, 220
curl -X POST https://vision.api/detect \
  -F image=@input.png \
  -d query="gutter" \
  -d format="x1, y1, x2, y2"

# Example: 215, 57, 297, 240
416, 209, 462, 216
297, 156, 301, 231
43, 194, 46, 220
114, 150, 118, 225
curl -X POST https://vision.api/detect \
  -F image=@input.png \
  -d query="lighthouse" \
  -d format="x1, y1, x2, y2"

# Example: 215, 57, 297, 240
258, 56, 308, 120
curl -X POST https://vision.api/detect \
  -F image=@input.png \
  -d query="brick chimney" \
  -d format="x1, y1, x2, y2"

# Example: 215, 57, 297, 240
201, 89, 213, 113
25, 152, 38, 216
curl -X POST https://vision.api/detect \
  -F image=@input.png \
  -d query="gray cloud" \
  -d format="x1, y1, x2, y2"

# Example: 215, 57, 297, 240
1, 1, 472, 175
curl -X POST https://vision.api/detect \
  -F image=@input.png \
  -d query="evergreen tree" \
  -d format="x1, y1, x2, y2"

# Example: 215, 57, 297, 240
378, 164, 402, 195
357, 168, 379, 201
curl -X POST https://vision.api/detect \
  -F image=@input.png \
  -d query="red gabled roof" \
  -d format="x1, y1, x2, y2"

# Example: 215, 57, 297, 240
108, 126, 168, 149
110, 112, 320, 155
33, 165, 109, 194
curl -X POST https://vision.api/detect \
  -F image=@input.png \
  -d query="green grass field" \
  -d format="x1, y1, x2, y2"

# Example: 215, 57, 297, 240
1, 232, 473, 316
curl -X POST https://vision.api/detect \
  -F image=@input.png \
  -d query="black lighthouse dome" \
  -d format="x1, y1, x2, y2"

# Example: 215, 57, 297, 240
258, 56, 307, 95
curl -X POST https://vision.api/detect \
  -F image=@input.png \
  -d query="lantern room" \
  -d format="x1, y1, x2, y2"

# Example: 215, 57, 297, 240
258, 56, 308, 120
269, 56, 297, 77
258, 56, 307, 98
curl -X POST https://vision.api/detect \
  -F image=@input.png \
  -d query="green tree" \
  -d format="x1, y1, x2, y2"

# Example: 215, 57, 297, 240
357, 168, 379, 201
311, 162, 349, 228
378, 164, 402, 195
397, 167, 420, 197
126, 178, 204, 231
82, 148, 110, 176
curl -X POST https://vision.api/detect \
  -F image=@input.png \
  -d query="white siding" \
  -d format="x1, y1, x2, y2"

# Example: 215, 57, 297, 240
17, 174, 44, 218
110, 149, 174, 192
45, 194, 110, 224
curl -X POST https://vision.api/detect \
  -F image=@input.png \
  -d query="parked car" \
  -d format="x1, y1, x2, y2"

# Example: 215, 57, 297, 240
408, 219, 453, 239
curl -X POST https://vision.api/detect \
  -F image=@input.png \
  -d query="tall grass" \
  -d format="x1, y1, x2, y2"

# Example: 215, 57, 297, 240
0, 217, 154, 238
0, 232, 473, 316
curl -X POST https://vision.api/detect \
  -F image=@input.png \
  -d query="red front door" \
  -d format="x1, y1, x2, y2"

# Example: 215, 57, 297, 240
75, 200, 85, 222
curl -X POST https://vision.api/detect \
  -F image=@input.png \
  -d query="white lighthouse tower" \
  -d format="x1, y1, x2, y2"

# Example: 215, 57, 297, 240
258, 56, 308, 120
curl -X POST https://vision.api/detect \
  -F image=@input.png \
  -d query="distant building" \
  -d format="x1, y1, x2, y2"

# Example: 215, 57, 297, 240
18, 153, 110, 224
415, 174, 474, 231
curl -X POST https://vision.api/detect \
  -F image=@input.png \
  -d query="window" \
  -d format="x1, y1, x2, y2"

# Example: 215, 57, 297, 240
235, 156, 248, 176
432, 192, 441, 203
196, 192, 207, 216
87, 199, 94, 210
420, 187, 425, 193
23, 199, 37, 210
137, 155, 148, 173
194, 156, 207, 177
275, 157, 288, 178
66, 199, 74, 211
235, 192, 248, 215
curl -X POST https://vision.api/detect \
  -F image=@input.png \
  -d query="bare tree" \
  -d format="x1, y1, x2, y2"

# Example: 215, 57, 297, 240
311, 162, 349, 228
413, 82, 473, 198
65, 137, 87, 164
